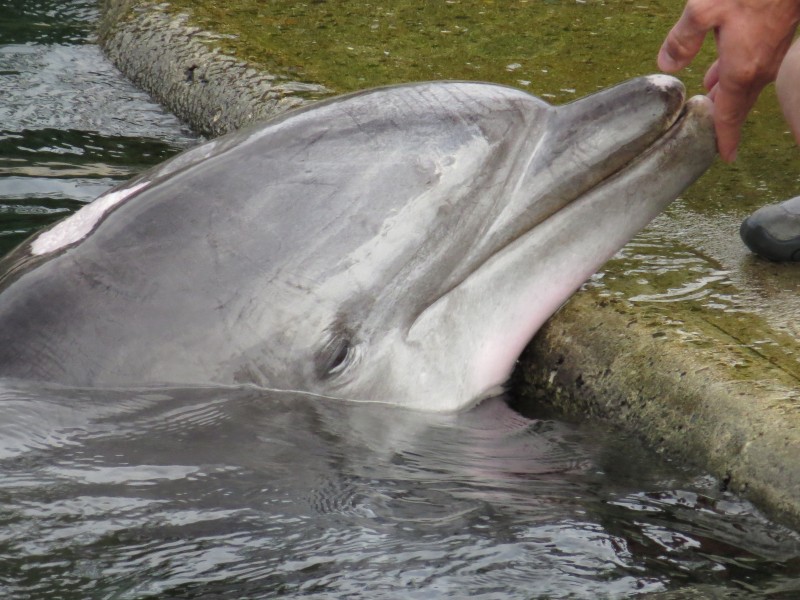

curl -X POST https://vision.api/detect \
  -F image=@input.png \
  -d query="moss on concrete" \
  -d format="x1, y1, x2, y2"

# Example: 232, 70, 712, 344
99, 1, 330, 136
160, 0, 691, 97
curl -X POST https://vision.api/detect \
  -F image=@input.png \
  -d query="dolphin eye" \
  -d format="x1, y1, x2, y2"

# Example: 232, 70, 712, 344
315, 335, 355, 380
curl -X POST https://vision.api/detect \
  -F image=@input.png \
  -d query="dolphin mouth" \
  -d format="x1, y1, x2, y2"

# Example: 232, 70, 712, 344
581, 94, 705, 201
505, 92, 715, 274
611, 93, 714, 184
509, 81, 715, 266
539, 74, 692, 215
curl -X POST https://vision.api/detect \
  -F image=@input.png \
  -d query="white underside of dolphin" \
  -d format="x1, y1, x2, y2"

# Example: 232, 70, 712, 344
0, 75, 716, 411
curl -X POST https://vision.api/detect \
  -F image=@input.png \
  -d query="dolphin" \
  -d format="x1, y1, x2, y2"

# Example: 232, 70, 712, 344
0, 75, 716, 411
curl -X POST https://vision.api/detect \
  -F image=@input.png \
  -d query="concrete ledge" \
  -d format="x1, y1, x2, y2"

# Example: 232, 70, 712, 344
98, 0, 330, 137
517, 289, 800, 527
99, 0, 800, 530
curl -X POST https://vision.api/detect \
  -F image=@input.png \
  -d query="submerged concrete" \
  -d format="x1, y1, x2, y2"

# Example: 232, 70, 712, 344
99, 0, 800, 531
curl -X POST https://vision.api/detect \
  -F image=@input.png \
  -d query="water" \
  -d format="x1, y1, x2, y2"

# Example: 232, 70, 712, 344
2, 384, 800, 599
2, 1, 800, 598
0, 0, 195, 255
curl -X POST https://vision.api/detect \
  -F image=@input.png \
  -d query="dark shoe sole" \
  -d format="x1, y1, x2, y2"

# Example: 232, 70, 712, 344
740, 196, 800, 262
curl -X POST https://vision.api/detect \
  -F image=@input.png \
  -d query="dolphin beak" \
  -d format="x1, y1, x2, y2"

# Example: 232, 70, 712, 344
466, 75, 695, 290
554, 74, 686, 160
535, 74, 689, 204
463, 91, 716, 399
407, 77, 715, 407
483, 75, 691, 255
555, 75, 685, 159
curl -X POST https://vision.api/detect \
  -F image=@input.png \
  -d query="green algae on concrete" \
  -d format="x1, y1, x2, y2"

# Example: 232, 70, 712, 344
160, 0, 800, 214
99, 0, 332, 136
592, 224, 800, 380
163, 0, 712, 99
164, 1, 672, 92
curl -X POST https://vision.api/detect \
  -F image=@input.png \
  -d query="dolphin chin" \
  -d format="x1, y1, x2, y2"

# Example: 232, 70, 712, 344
0, 75, 716, 411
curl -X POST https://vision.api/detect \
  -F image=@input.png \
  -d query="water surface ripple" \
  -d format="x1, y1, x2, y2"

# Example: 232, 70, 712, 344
0, 0, 195, 255
2, 385, 800, 598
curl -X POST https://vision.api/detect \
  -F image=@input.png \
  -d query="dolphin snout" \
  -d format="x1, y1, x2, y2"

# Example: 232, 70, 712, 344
552, 74, 687, 166
512, 75, 692, 226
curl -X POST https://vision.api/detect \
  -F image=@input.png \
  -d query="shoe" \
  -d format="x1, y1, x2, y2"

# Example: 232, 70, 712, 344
740, 195, 800, 261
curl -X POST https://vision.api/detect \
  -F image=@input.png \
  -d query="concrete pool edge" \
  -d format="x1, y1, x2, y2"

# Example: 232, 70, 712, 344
99, 1, 800, 531
97, 0, 331, 138
517, 291, 800, 528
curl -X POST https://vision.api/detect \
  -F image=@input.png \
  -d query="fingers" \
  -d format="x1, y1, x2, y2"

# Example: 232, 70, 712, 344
658, 1, 716, 72
703, 59, 720, 91
707, 82, 718, 101
710, 22, 797, 161
703, 81, 743, 162
710, 91, 745, 162
659, 0, 800, 161
703, 60, 752, 161
710, 66, 763, 162
705, 74, 752, 162
776, 38, 800, 144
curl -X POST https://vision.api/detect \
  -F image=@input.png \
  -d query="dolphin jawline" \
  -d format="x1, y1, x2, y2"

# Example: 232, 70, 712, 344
417, 94, 701, 325
405, 92, 715, 409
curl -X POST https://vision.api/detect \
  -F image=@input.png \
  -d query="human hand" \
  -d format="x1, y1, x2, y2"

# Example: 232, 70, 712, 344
658, 0, 800, 161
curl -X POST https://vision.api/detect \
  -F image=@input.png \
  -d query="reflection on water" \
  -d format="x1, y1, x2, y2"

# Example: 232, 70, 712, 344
0, 0, 195, 255
596, 227, 741, 311
0, 0, 96, 45
589, 205, 800, 367
2, 384, 800, 598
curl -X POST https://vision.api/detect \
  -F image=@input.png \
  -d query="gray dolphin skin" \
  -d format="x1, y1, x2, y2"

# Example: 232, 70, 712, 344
0, 75, 716, 411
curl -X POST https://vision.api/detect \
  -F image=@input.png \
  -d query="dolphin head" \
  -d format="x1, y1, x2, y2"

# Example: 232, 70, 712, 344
0, 76, 715, 411
247, 75, 715, 410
